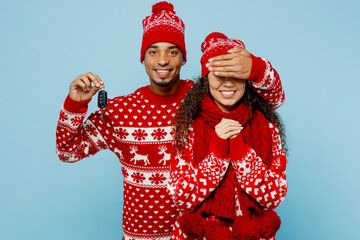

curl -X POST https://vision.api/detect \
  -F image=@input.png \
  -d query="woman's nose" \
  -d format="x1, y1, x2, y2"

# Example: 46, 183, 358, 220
223, 77, 235, 87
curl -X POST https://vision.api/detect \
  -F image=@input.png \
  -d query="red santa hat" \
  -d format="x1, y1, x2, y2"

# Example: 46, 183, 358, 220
201, 32, 245, 77
140, 1, 186, 62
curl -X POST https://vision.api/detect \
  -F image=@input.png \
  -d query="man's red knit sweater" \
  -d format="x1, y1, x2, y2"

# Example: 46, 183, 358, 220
57, 80, 193, 239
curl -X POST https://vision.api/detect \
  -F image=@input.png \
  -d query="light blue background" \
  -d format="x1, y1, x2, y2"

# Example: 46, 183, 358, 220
1, 0, 359, 239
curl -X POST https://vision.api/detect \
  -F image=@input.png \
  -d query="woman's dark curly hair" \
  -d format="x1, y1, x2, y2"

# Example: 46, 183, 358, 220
173, 76, 288, 155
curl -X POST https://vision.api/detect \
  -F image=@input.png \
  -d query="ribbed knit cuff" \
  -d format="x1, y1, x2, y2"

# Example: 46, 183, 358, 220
229, 134, 251, 161
199, 196, 236, 220
248, 54, 266, 81
63, 95, 91, 113
209, 134, 229, 159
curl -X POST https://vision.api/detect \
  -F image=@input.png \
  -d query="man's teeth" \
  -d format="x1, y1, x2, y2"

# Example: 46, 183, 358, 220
221, 91, 235, 96
156, 70, 170, 73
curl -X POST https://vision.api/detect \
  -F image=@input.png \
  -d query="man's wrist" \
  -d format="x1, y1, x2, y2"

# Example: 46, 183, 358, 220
63, 95, 91, 113
248, 54, 266, 81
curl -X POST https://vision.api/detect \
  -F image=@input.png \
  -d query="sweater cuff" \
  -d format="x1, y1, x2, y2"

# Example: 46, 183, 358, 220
209, 134, 229, 159
229, 134, 251, 160
248, 54, 266, 81
63, 95, 91, 113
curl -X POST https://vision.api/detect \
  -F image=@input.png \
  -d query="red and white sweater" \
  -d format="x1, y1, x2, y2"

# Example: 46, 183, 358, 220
56, 57, 284, 240
167, 123, 287, 240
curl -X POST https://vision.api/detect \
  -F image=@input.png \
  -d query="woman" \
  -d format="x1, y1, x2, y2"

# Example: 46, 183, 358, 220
167, 32, 288, 240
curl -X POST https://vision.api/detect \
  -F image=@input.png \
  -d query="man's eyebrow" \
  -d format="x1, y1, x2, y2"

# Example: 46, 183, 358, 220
148, 45, 179, 49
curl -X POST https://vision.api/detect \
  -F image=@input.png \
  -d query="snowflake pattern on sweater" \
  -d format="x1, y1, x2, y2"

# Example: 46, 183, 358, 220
56, 57, 284, 240
167, 123, 287, 239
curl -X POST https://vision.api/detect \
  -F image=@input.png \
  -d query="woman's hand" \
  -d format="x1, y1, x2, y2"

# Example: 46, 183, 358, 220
215, 118, 243, 139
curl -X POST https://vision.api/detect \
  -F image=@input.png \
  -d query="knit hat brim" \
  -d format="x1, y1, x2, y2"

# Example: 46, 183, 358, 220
140, 29, 186, 62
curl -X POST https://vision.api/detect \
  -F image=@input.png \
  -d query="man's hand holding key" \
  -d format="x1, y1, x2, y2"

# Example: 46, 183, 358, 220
69, 72, 105, 102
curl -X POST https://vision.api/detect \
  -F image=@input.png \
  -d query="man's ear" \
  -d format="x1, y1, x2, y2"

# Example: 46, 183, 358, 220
181, 60, 186, 66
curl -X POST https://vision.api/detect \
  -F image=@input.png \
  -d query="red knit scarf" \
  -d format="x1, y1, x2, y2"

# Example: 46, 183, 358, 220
192, 94, 272, 219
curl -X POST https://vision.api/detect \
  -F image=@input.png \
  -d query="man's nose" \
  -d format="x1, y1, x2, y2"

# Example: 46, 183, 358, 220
157, 53, 170, 66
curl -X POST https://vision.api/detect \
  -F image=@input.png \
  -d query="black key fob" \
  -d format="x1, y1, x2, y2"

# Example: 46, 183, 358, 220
98, 90, 107, 108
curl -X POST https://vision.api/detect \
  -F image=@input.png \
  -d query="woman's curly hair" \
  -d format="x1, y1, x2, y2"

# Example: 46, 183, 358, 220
173, 76, 288, 155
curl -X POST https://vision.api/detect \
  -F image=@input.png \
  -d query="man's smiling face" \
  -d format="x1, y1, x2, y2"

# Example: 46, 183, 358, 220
142, 42, 185, 92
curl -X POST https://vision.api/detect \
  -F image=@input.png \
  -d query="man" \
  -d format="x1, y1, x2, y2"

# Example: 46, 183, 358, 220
56, 2, 284, 240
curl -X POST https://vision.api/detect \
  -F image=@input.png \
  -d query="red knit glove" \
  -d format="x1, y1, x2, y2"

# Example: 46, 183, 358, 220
209, 133, 229, 159
229, 133, 251, 161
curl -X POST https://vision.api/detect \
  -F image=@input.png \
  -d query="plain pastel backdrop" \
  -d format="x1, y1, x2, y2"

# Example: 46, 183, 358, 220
1, 0, 359, 239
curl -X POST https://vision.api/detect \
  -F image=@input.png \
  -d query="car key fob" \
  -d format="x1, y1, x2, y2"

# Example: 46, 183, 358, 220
98, 90, 107, 118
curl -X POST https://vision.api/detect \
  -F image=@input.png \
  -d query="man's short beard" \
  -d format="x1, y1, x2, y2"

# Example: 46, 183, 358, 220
151, 77, 174, 87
